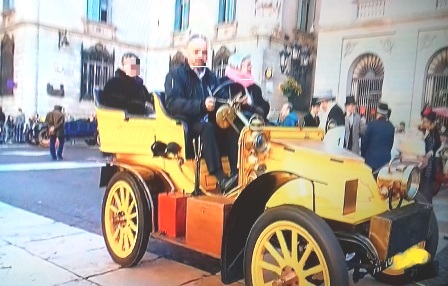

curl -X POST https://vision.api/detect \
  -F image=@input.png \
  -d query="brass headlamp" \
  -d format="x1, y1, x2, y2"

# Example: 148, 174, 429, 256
377, 162, 420, 202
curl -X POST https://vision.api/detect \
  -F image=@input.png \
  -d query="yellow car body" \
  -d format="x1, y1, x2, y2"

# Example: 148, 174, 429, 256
96, 90, 438, 285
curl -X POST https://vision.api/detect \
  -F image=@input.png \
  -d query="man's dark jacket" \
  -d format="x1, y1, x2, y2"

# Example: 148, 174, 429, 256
303, 112, 320, 127
101, 69, 152, 115
164, 63, 218, 123
361, 117, 395, 171
325, 104, 345, 132
45, 107, 65, 137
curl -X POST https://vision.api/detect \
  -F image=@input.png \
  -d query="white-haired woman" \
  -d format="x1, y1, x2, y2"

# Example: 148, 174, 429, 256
213, 53, 270, 178
220, 53, 270, 118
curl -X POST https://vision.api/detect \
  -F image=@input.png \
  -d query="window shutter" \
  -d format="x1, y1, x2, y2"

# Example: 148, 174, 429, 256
87, 0, 100, 21
174, 0, 181, 30
228, 0, 236, 22
218, 0, 225, 23
182, 0, 190, 30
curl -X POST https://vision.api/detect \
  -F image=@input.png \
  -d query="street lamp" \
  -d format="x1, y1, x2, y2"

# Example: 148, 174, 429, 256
279, 45, 290, 73
279, 41, 313, 111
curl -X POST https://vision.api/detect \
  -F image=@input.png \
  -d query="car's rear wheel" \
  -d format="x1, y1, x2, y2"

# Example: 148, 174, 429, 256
102, 172, 150, 267
244, 205, 349, 286
374, 193, 438, 285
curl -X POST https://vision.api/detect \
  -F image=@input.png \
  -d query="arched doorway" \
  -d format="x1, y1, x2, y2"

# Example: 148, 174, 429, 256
424, 47, 448, 107
348, 53, 384, 122
424, 47, 448, 126
80, 43, 115, 101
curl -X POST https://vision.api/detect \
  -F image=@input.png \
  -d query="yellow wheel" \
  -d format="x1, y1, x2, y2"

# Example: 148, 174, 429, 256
244, 205, 348, 285
374, 193, 438, 285
102, 172, 150, 267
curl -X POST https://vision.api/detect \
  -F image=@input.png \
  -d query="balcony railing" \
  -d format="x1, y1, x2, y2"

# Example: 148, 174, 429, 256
357, 0, 385, 19
82, 19, 117, 40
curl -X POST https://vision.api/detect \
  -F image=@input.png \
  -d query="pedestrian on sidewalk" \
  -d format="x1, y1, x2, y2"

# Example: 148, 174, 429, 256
14, 108, 26, 143
0, 106, 5, 143
45, 105, 65, 160
4, 115, 14, 143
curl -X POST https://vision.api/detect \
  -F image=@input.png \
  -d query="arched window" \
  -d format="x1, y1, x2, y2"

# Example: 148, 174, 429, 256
174, 0, 190, 32
348, 53, 384, 122
1, 34, 14, 96
424, 48, 448, 108
80, 43, 115, 101
212, 46, 231, 78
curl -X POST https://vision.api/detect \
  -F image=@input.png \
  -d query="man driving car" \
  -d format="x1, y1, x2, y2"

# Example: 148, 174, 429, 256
164, 34, 238, 194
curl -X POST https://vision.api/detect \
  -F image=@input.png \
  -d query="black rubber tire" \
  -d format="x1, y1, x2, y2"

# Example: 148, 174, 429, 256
244, 205, 349, 286
101, 171, 151, 267
374, 193, 439, 285
38, 128, 50, 148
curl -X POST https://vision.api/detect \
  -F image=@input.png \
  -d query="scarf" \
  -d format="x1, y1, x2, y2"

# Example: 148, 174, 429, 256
225, 66, 255, 88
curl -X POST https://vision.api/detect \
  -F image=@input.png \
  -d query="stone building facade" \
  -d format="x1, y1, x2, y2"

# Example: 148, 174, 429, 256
0, 0, 151, 118
313, 0, 448, 126
0, 0, 316, 119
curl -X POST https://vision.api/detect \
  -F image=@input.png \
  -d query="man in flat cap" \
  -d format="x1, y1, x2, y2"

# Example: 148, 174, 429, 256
361, 102, 395, 173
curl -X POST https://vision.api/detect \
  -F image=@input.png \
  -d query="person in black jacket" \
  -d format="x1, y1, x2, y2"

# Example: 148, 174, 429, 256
164, 34, 237, 194
361, 103, 395, 172
101, 53, 153, 115
419, 110, 441, 203
303, 98, 320, 127
314, 90, 345, 133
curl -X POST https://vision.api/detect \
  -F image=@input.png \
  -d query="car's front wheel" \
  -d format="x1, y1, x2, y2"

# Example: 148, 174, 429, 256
102, 172, 150, 267
244, 205, 349, 286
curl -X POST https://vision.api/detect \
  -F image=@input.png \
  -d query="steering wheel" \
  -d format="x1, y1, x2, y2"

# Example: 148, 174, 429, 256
212, 81, 250, 131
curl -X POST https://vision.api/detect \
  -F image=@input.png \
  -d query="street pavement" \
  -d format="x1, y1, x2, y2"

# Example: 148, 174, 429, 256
0, 143, 447, 285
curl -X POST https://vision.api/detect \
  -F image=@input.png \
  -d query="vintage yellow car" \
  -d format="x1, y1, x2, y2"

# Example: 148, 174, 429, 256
95, 83, 438, 286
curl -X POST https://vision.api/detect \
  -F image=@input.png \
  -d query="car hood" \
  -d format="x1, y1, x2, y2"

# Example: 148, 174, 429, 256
271, 139, 365, 163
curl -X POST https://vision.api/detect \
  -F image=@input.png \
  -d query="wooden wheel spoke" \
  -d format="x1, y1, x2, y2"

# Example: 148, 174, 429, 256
129, 220, 138, 232
124, 188, 130, 210
112, 226, 120, 241
127, 231, 133, 250
118, 228, 124, 250
113, 192, 121, 209
127, 226, 136, 243
299, 243, 314, 267
264, 241, 286, 266
275, 230, 290, 261
303, 265, 323, 278
260, 261, 282, 275
127, 199, 136, 214
127, 211, 137, 220
119, 187, 125, 209
291, 231, 298, 262
110, 205, 119, 214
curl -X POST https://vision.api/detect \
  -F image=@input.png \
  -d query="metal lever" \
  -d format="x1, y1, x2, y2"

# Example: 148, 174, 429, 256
192, 137, 204, 196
